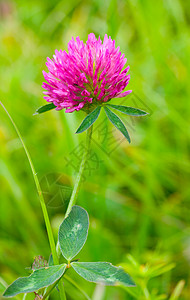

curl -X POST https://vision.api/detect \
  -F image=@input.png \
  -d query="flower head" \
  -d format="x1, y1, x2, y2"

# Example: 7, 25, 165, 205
42, 33, 131, 113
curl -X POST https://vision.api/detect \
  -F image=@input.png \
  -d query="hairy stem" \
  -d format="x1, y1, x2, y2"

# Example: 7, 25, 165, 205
0, 101, 66, 300
65, 126, 93, 217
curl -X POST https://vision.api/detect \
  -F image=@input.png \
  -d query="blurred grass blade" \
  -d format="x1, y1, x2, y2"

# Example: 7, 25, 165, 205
92, 284, 105, 300
123, 286, 139, 299
0, 101, 67, 300
169, 280, 185, 300
64, 275, 91, 300
3, 264, 66, 297
0, 277, 8, 294
76, 106, 101, 133
107, 104, 148, 116
0, 101, 58, 262
34, 103, 56, 115
0, 101, 40, 191
104, 107, 131, 143
71, 262, 135, 286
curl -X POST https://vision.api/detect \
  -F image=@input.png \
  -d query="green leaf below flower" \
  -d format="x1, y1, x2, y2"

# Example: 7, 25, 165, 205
34, 103, 56, 115
76, 106, 101, 133
107, 104, 148, 116
3, 264, 66, 297
104, 107, 131, 143
58, 206, 89, 261
71, 262, 135, 287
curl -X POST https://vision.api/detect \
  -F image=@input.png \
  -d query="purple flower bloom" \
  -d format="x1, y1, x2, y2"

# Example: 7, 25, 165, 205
42, 33, 132, 113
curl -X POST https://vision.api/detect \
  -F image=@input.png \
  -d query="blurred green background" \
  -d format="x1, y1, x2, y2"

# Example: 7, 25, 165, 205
0, 0, 189, 299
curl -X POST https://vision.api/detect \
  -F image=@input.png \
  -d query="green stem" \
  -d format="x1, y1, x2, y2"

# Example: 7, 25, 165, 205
56, 127, 92, 298
43, 274, 91, 300
43, 277, 62, 300
65, 126, 93, 218
64, 274, 91, 300
0, 101, 66, 300
58, 281, 66, 300
55, 126, 93, 300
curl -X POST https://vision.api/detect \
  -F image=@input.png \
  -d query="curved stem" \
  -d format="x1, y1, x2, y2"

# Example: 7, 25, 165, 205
43, 274, 91, 300
55, 127, 93, 298
64, 275, 91, 300
0, 101, 66, 300
65, 125, 93, 218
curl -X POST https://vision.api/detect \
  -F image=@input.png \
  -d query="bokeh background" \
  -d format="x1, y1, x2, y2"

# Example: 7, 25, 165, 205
0, 0, 189, 299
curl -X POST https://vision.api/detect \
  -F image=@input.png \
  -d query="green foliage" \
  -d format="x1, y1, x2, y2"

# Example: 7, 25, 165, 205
3, 264, 66, 297
34, 103, 56, 115
58, 206, 134, 288
3, 206, 134, 297
58, 206, 89, 261
120, 255, 181, 300
169, 280, 185, 300
76, 104, 147, 137
76, 106, 101, 133
0, 0, 189, 299
104, 106, 131, 143
107, 104, 148, 116
71, 262, 135, 286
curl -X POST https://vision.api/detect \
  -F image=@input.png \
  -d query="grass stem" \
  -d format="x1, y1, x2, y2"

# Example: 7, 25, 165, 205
0, 101, 67, 300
